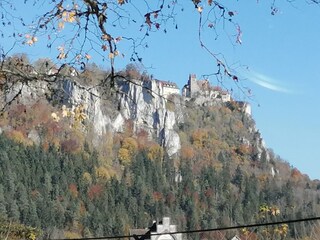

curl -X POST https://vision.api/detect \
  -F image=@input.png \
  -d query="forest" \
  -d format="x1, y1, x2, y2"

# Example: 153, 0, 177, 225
1, 0, 320, 239
0, 63, 320, 239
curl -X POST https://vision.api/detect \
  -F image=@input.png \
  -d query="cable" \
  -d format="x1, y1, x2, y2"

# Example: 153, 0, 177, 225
47, 216, 320, 240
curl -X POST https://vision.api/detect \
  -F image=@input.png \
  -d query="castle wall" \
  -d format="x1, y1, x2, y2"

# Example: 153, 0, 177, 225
155, 79, 180, 98
182, 85, 190, 98
221, 92, 231, 102
163, 86, 180, 97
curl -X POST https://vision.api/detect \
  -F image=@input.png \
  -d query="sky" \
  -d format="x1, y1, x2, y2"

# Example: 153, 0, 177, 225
1, 1, 320, 179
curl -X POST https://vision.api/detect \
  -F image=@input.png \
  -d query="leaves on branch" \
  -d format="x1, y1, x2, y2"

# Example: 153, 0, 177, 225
118, 0, 126, 6
23, 35, 38, 46
1, 0, 315, 105
228, 11, 235, 17
193, 0, 202, 7
145, 13, 152, 28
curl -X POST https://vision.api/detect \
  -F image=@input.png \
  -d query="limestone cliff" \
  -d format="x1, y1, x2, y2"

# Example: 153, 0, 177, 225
116, 78, 182, 156
1, 74, 270, 167
6, 77, 183, 157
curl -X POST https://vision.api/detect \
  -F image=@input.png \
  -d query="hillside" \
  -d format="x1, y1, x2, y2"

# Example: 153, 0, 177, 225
0, 59, 320, 240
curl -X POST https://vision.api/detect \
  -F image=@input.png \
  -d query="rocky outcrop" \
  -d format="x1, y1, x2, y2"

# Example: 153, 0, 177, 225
2, 75, 268, 162
59, 79, 111, 136
45, 77, 182, 157
2, 76, 183, 157
116, 79, 182, 156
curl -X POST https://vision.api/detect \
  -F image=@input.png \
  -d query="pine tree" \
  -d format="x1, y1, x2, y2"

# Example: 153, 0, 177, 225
8, 200, 20, 222
28, 200, 40, 227
242, 174, 259, 223
16, 183, 30, 224
0, 185, 8, 219
232, 165, 244, 191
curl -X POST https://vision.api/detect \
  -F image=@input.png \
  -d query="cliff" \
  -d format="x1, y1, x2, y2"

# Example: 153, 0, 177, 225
1, 68, 319, 240
1, 75, 184, 157
1, 73, 270, 164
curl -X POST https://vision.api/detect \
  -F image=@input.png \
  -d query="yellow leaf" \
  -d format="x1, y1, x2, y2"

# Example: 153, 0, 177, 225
62, 105, 71, 117
58, 45, 65, 51
58, 5, 64, 11
197, 6, 203, 13
26, 39, 34, 46
51, 112, 60, 122
58, 52, 66, 59
78, 112, 87, 121
31, 36, 38, 43
102, 34, 111, 41
24, 35, 38, 46
67, 11, 76, 22
58, 21, 65, 30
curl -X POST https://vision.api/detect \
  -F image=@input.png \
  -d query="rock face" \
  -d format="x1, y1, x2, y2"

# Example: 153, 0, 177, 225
2, 75, 270, 163
1, 76, 183, 157
116, 79, 182, 157
54, 78, 182, 157
59, 79, 111, 136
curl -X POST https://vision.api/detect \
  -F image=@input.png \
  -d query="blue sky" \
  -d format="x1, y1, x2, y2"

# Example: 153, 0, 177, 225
138, 1, 320, 179
2, 1, 320, 179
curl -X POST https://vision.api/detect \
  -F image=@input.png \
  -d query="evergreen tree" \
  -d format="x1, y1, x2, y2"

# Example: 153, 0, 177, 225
242, 174, 259, 223
221, 161, 231, 191
16, 182, 30, 224
232, 165, 244, 191
0, 185, 8, 219
8, 200, 20, 222
52, 200, 66, 228
28, 200, 40, 227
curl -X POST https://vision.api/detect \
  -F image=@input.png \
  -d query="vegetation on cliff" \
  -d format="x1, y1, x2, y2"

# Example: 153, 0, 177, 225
0, 65, 319, 239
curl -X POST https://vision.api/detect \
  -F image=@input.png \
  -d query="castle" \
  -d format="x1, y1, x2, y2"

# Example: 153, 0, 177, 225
182, 74, 231, 102
155, 79, 180, 97
155, 74, 251, 116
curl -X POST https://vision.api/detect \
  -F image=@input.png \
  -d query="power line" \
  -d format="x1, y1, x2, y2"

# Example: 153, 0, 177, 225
47, 216, 320, 240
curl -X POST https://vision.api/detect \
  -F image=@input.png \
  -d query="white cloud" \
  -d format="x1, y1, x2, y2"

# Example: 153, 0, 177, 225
246, 71, 293, 93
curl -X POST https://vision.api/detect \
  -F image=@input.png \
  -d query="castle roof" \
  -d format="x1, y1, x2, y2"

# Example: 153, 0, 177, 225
155, 79, 179, 89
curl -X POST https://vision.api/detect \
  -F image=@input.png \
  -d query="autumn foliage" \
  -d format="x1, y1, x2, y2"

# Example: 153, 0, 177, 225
87, 184, 103, 200
118, 137, 138, 165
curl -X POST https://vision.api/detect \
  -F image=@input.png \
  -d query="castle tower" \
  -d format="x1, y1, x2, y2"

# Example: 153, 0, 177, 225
188, 74, 201, 97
